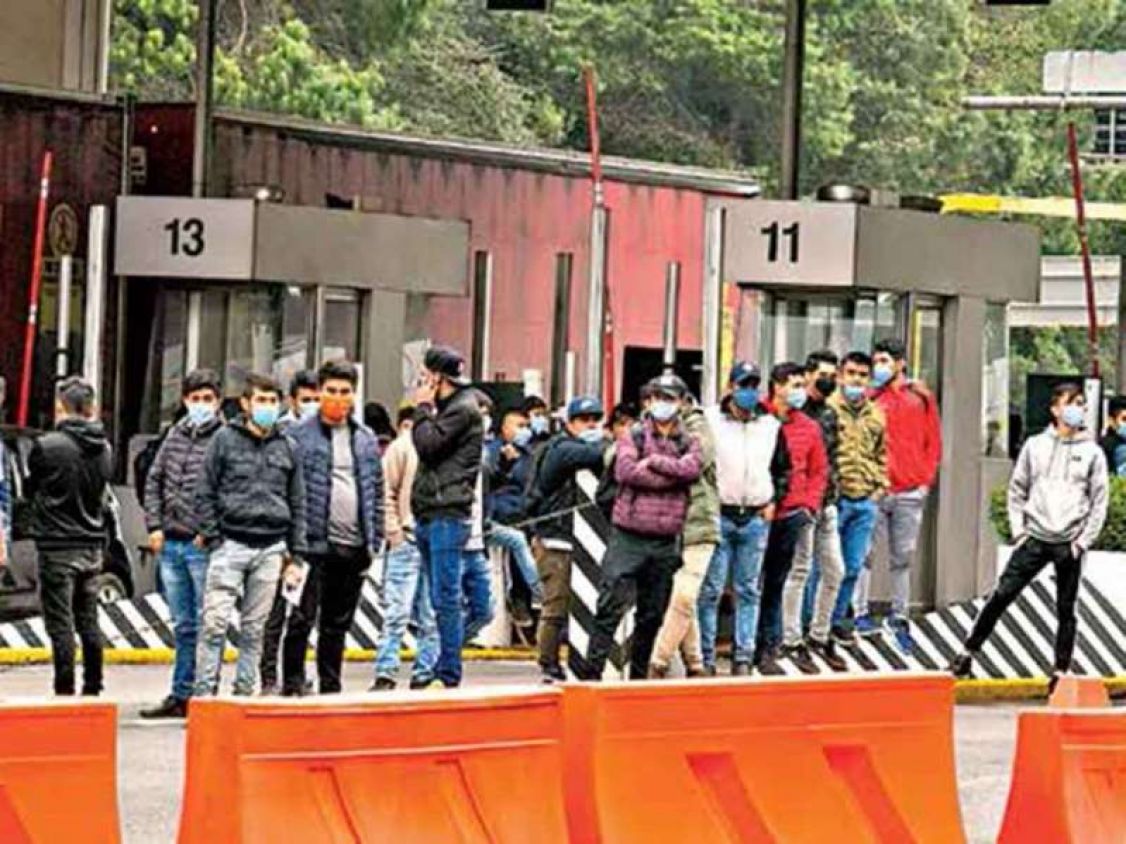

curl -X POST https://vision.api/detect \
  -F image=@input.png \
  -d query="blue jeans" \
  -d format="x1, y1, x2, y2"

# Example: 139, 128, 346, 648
373, 540, 439, 684
418, 517, 472, 687
698, 515, 769, 668
461, 549, 496, 644
486, 523, 544, 604
159, 539, 209, 700
832, 497, 879, 626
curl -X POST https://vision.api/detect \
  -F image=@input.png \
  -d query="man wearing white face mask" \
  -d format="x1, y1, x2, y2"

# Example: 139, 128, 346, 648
141, 369, 224, 718
950, 382, 1108, 690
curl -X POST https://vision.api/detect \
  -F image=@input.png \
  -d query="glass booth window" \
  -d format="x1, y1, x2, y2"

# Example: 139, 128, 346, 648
982, 303, 1009, 458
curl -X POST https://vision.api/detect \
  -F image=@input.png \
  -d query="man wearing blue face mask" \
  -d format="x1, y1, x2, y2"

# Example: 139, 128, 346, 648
194, 373, 307, 697
526, 395, 607, 682
523, 395, 553, 447
1099, 396, 1126, 477
699, 361, 790, 676
140, 369, 224, 718
484, 407, 543, 627
951, 382, 1108, 690
863, 338, 942, 652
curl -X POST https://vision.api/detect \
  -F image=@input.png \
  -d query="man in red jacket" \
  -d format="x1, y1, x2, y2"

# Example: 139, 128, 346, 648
856, 338, 942, 653
755, 362, 828, 675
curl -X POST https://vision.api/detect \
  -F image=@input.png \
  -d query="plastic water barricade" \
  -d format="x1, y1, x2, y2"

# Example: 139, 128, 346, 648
562, 674, 964, 844
1048, 675, 1110, 708
178, 687, 569, 844
0, 701, 119, 844
999, 709, 1126, 844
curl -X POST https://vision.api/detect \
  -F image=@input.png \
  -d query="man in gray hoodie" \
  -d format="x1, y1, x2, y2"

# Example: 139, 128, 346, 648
950, 382, 1109, 688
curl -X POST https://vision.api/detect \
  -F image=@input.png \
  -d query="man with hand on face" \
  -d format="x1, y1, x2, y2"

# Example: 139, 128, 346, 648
950, 383, 1108, 690
580, 374, 702, 681
699, 362, 789, 676
863, 338, 942, 652
140, 369, 224, 718
756, 363, 828, 675
285, 360, 383, 695
410, 346, 483, 688
194, 373, 307, 697
526, 396, 607, 682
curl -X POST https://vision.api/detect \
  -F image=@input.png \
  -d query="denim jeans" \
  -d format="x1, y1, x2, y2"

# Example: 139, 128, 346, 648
159, 539, 210, 700
461, 549, 496, 644
418, 517, 472, 687
855, 487, 928, 617
486, 523, 544, 604
831, 497, 879, 627
698, 514, 770, 668
374, 540, 439, 684
194, 540, 285, 696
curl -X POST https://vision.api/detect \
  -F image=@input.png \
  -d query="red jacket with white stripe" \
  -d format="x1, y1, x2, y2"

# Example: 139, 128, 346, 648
767, 403, 829, 516
874, 381, 942, 493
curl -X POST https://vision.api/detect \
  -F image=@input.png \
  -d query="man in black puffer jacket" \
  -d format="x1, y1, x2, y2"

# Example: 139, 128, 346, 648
194, 373, 306, 697
410, 346, 482, 688
140, 369, 224, 718
26, 377, 113, 696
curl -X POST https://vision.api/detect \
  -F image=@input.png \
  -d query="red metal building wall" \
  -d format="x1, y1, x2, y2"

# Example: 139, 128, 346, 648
131, 106, 713, 403
0, 91, 122, 424
209, 120, 708, 403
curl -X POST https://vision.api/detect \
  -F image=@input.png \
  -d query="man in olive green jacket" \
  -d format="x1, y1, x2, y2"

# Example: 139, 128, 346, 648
648, 396, 719, 678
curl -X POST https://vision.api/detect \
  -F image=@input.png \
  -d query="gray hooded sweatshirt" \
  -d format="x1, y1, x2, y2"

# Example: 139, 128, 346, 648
1008, 426, 1109, 552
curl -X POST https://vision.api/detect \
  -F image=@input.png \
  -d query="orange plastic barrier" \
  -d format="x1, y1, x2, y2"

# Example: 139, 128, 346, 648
0, 701, 119, 843
999, 709, 1126, 843
178, 687, 570, 844
562, 674, 965, 844
1049, 675, 1109, 708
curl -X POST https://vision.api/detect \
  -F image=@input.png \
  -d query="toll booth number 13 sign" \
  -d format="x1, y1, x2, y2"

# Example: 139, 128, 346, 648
114, 197, 256, 280
722, 200, 858, 288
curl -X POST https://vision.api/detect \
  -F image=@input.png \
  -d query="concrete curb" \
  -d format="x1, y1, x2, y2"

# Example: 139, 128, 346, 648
0, 646, 536, 666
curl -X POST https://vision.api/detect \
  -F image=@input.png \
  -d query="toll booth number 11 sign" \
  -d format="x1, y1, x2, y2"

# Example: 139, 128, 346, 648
722, 200, 858, 288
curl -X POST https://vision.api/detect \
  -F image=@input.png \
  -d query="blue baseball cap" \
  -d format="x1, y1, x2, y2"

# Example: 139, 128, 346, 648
566, 395, 604, 420
728, 361, 761, 387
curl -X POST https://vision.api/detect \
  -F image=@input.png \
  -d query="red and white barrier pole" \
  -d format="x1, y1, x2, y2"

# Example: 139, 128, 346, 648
17, 150, 54, 427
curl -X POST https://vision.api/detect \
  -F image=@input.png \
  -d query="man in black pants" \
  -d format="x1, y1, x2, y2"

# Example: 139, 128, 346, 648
284, 360, 383, 695
26, 377, 113, 696
950, 382, 1109, 689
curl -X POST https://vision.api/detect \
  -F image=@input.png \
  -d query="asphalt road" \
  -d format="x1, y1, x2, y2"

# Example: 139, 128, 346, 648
0, 662, 1036, 843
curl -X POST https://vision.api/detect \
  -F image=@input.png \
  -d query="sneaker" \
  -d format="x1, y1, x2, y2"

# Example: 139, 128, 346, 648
756, 651, 786, 677
731, 661, 752, 677
259, 684, 279, 697
807, 637, 848, 673
854, 615, 880, 638
685, 665, 707, 679
426, 679, 449, 690
886, 616, 914, 653
831, 624, 857, 647
781, 644, 819, 675
647, 663, 669, 680
702, 664, 717, 678
408, 677, 433, 690
947, 652, 973, 679
540, 664, 567, 684
140, 696, 187, 719
369, 676, 397, 692
1048, 672, 1063, 696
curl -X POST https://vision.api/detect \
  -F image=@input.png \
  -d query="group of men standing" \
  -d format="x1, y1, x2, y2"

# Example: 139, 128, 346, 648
8, 331, 1113, 698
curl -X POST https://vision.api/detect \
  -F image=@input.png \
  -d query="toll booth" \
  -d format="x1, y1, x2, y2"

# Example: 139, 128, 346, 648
701, 196, 1041, 608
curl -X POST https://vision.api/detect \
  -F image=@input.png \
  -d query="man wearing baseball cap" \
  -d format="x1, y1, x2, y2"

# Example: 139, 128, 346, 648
699, 361, 790, 676
525, 395, 607, 682
410, 345, 482, 687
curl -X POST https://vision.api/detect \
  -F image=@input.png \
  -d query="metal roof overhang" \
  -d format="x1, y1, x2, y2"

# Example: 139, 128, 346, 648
715, 199, 1041, 302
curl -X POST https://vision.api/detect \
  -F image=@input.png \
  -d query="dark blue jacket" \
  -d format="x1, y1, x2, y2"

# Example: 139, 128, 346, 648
288, 416, 384, 555
529, 433, 606, 543
484, 438, 533, 524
